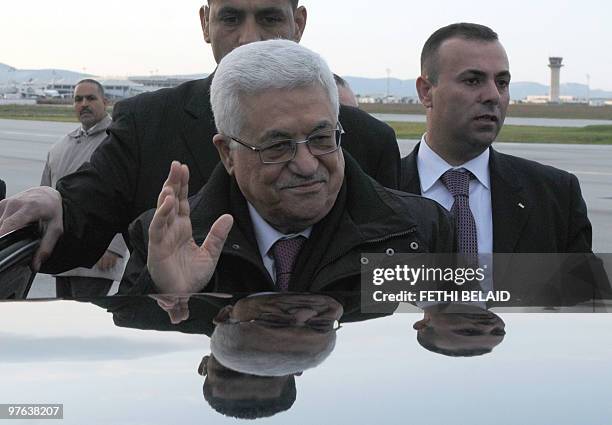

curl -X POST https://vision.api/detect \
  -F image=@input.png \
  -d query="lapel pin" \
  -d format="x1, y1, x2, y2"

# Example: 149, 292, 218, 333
518, 202, 525, 209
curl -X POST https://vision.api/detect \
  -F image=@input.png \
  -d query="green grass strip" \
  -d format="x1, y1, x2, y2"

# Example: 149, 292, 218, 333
388, 121, 612, 145
2, 106, 611, 144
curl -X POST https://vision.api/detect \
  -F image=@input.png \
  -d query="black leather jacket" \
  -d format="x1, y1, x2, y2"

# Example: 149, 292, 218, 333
121, 154, 453, 295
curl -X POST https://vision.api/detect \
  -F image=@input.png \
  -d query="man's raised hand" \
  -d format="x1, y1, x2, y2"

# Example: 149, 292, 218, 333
147, 161, 233, 294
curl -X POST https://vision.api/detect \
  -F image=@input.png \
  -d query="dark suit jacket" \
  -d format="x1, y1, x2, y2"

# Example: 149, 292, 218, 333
0, 179, 5, 201
400, 143, 592, 253
44, 76, 400, 273
400, 143, 610, 305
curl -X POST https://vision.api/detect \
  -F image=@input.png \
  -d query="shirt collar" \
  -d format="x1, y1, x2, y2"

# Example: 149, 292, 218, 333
75, 114, 112, 138
247, 202, 312, 258
417, 134, 491, 191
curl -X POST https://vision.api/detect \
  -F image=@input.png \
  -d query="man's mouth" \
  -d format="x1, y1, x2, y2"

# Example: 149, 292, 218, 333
283, 180, 325, 190
291, 181, 321, 188
474, 114, 499, 122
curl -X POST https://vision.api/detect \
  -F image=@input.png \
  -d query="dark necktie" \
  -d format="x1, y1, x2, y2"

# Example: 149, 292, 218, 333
441, 169, 478, 255
271, 236, 306, 291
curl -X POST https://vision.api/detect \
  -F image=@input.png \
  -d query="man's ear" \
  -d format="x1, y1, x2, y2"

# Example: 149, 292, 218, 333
416, 76, 434, 108
213, 134, 234, 176
292, 6, 307, 42
198, 355, 210, 376
200, 5, 211, 44
213, 305, 234, 325
103, 97, 110, 108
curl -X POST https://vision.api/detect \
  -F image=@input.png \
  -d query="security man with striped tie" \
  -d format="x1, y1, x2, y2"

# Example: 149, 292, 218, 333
400, 22, 593, 255
400, 23, 608, 306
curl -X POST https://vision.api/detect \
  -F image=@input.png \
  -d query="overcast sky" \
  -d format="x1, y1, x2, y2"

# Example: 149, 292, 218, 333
2, 0, 611, 90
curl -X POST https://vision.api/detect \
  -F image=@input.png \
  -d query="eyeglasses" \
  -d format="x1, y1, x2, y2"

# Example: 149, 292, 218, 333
229, 123, 345, 165
228, 315, 342, 333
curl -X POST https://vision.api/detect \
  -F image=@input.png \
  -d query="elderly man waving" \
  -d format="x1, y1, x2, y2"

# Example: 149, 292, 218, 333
122, 40, 453, 295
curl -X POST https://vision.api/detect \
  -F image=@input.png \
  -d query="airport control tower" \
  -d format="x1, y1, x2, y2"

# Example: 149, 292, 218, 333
548, 57, 563, 103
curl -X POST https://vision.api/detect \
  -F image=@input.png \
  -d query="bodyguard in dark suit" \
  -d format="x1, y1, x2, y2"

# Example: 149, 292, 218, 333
400, 23, 592, 254
399, 23, 608, 305
402, 147, 592, 253
0, 0, 399, 274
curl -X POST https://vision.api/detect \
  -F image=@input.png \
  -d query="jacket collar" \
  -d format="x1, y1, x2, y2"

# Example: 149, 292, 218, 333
417, 137, 490, 191
179, 75, 219, 183
489, 147, 531, 252
341, 153, 419, 240
188, 152, 419, 258
69, 114, 111, 138
404, 144, 532, 253
400, 142, 422, 194
183, 74, 215, 119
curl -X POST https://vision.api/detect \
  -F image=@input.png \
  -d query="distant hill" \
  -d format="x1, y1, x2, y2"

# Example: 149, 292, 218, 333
504, 81, 609, 100
0, 63, 17, 73
0, 63, 92, 84
0, 63, 211, 86
344, 77, 418, 98
344, 76, 612, 100
129, 73, 208, 81
1, 63, 610, 99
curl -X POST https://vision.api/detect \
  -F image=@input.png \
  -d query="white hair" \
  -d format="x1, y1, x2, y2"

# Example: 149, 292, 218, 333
210, 39, 340, 138
210, 323, 337, 377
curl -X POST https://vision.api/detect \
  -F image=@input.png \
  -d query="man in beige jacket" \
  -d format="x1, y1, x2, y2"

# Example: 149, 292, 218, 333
41, 79, 127, 298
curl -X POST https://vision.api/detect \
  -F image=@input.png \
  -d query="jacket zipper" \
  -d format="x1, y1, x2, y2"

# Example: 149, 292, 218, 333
314, 227, 418, 282
361, 227, 417, 245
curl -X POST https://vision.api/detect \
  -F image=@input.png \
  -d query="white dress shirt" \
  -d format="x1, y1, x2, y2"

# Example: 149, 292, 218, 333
416, 135, 494, 296
416, 134, 493, 254
248, 203, 312, 283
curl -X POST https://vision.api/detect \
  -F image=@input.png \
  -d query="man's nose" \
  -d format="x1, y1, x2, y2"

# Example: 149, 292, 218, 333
480, 79, 501, 105
238, 18, 264, 46
289, 143, 318, 175
290, 308, 319, 325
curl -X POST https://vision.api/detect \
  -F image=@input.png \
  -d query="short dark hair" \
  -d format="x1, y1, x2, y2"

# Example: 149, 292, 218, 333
75, 78, 105, 97
203, 376, 297, 419
421, 23, 499, 84
208, 0, 298, 8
